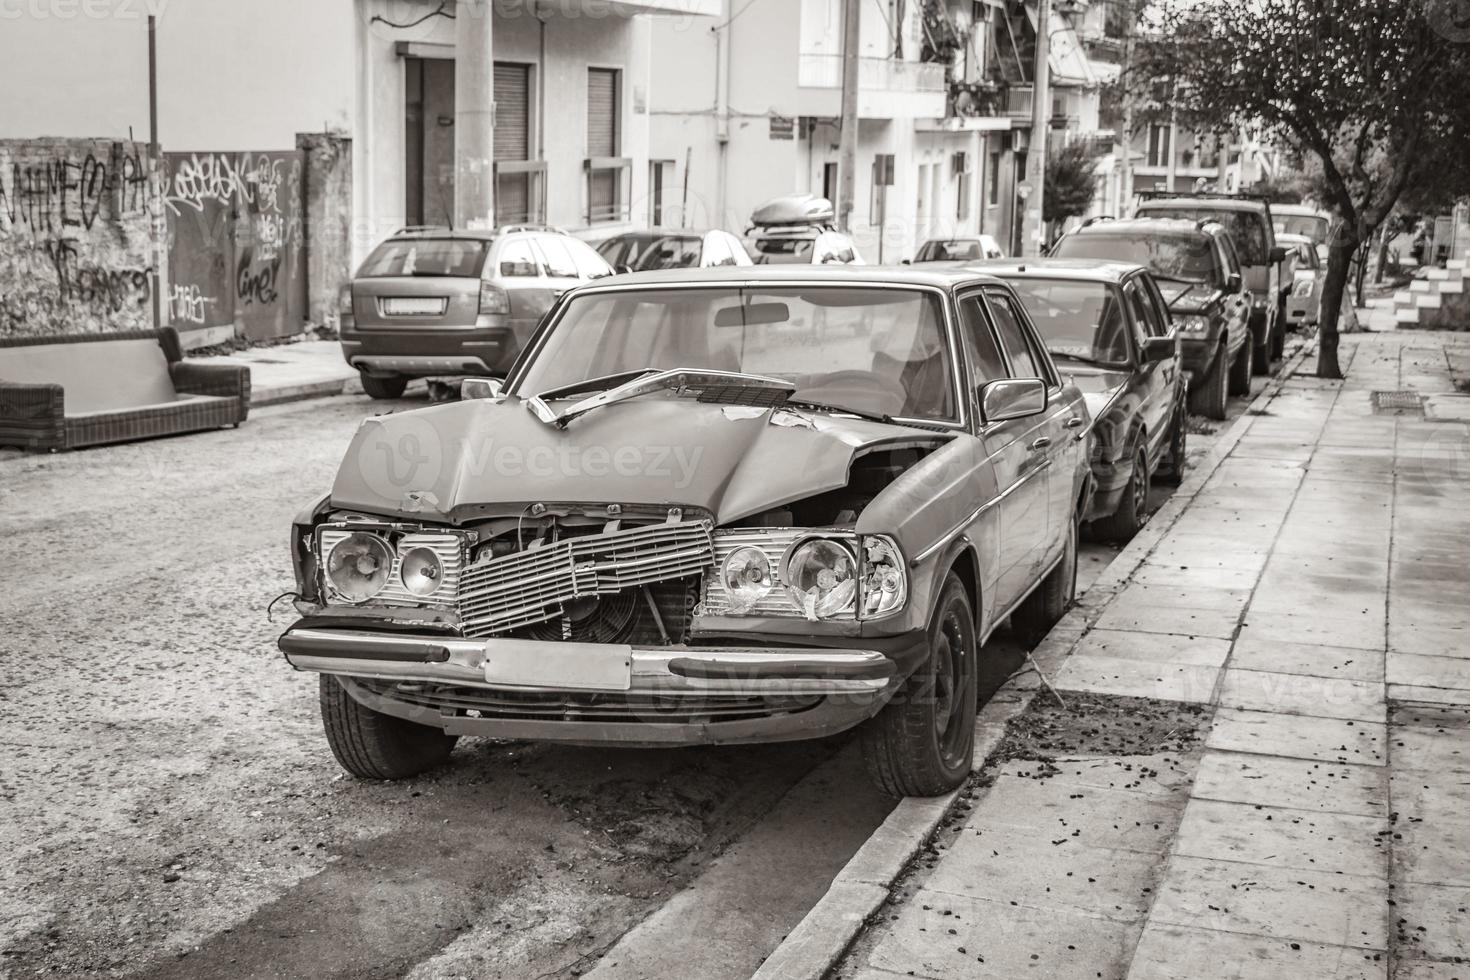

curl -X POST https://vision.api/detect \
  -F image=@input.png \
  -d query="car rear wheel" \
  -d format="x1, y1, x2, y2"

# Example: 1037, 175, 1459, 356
360, 372, 408, 400
1013, 510, 1079, 646
1093, 446, 1149, 542
1270, 303, 1286, 359
1189, 344, 1228, 420
861, 573, 977, 797
319, 675, 458, 780
1228, 337, 1252, 396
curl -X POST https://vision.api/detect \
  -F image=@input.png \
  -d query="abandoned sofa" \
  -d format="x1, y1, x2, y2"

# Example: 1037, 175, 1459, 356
0, 327, 250, 451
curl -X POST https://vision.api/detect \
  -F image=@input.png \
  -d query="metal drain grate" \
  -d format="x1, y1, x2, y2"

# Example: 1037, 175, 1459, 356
1372, 390, 1425, 415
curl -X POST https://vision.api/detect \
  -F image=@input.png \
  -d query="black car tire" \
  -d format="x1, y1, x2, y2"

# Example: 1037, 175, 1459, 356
360, 372, 408, 400
1189, 343, 1229, 420
861, 573, 977, 797
1013, 511, 1079, 646
1155, 404, 1188, 486
1228, 336, 1253, 396
1271, 302, 1286, 359
1094, 446, 1149, 542
319, 675, 458, 780
1252, 338, 1272, 376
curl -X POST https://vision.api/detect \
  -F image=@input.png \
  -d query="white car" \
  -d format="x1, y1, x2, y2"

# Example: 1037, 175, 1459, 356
597, 229, 753, 273
910, 236, 1005, 263
1281, 232, 1323, 327
745, 193, 864, 266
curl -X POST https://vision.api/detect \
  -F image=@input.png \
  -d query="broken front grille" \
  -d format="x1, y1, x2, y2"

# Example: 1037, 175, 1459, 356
457, 519, 715, 636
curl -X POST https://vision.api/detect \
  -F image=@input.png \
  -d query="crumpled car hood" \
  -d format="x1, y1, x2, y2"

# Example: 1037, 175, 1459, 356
329, 396, 951, 524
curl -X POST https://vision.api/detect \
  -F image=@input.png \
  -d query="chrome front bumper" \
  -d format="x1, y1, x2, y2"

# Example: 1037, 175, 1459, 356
278, 627, 897, 697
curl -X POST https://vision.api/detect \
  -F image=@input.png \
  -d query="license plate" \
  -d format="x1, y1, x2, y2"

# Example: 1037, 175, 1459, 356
382, 296, 446, 315
483, 639, 632, 692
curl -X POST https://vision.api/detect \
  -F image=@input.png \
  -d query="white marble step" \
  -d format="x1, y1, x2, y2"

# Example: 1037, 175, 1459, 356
1395, 307, 1421, 324
1417, 293, 1443, 309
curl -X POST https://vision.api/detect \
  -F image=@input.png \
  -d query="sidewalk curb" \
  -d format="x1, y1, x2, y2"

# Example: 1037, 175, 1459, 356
250, 376, 363, 409
749, 340, 1317, 980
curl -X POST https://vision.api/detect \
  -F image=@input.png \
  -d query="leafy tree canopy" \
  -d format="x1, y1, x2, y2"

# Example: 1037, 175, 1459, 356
1044, 141, 1103, 224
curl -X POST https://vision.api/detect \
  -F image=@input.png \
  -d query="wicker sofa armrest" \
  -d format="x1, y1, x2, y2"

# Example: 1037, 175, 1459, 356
171, 361, 250, 400
0, 381, 66, 450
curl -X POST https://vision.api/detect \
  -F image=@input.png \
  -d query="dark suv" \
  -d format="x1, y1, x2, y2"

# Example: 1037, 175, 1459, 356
1132, 194, 1289, 376
1050, 218, 1253, 419
339, 226, 613, 398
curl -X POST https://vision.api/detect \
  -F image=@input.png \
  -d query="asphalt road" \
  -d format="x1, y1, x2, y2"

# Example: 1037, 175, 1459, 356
0, 365, 1271, 980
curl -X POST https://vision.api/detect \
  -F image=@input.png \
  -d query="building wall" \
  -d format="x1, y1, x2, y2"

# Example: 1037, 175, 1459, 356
0, 138, 156, 338
356, 1, 654, 256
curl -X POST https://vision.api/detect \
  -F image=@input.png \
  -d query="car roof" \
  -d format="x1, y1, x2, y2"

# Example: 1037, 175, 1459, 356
1272, 204, 1329, 218
1136, 197, 1269, 214
967, 257, 1144, 284
605, 228, 715, 239
565, 264, 1009, 290
1071, 217, 1215, 238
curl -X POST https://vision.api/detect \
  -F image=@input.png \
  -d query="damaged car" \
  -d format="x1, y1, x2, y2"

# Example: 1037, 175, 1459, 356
280, 267, 1091, 796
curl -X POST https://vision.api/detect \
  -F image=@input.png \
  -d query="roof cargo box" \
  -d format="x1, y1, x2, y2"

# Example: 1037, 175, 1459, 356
750, 193, 835, 228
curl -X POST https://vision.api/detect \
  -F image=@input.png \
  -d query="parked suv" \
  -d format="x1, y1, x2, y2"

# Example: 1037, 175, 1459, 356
1050, 218, 1253, 419
745, 193, 863, 265
339, 225, 614, 399
1133, 193, 1289, 375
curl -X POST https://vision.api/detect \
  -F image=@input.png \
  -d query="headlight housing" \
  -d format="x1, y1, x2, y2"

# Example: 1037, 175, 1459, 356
722, 546, 775, 614
783, 538, 859, 620
1174, 314, 1211, 334
325, 532, 393, 602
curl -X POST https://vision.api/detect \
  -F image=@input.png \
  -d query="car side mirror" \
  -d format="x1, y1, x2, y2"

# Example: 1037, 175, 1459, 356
1141, 337, 1175, 364
980, 378, 1047, 424
901, 258, 912, 265
460, 377, 504, 399
1226, 271, 1243, 292
1269, 245, 1289, 264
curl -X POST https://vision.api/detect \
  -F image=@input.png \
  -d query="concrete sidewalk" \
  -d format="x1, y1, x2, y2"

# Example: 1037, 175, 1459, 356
188, 339, 364, 408
828, 330, 1470, 980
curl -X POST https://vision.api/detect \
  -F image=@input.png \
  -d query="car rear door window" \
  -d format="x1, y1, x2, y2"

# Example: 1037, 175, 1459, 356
497, 238, 543, 278
536, 236, 582, 279
1131, 275, 1170, 336
1121, 281, 1153, 349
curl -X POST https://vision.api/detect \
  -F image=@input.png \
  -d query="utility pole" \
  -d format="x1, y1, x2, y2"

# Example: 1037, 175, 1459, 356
454, 0, 496, 229
837, 0, 861, 231
1022, 0, 1051, 255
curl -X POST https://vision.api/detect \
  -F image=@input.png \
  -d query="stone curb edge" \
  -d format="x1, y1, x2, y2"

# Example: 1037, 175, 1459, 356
250, 377, 360, 409
748, 339, 1318, 980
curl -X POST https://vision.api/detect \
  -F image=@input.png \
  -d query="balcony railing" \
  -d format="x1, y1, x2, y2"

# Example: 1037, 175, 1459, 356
798, 54, 946, 93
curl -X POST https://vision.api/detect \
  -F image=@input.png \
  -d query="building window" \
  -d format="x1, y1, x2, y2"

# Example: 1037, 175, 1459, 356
987, 150, 1000, 206
586, 67, 628, 224
494, 62, 541, 224
1147, 124, 1171, 168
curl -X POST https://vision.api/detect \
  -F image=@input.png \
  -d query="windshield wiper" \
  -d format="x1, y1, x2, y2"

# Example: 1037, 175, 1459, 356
526, 368, 795, 428
1049, 351, 1113, 367
534, 369, 659, 400
786, 400, 897, 425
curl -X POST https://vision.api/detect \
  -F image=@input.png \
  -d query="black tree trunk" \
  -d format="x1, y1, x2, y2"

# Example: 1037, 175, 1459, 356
1317, 230, 1360, 379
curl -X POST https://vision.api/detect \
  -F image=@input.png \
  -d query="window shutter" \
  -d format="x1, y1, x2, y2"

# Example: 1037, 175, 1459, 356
494, 63, 530, 162
587, 68, 618, 157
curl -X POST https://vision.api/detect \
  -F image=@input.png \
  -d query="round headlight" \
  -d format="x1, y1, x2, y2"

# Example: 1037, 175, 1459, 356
399, 546, 443, 596
325, 532, 392, 602
783, 538, 857, 620
722, 546, 773, 613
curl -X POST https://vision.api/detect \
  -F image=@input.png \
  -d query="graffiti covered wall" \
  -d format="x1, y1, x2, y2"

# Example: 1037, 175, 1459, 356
162, 150, 307, 341
0, 138, 156, 338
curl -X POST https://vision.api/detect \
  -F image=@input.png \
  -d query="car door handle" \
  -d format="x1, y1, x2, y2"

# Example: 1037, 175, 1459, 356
1030, 436, 1052, 450
1064, 417, 1084, 430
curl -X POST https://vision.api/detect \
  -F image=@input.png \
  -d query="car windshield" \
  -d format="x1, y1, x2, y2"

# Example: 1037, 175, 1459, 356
514, 286, 956, 421
1137, 207, 1268, 266
1006, 279, 1131, 368
1053, 232, 1221, 286
358, 238, 488, 278
599, 234, 703, 271
1278, 215, 1330, 242
916, 240, 982, 262
751, 238, 814, 264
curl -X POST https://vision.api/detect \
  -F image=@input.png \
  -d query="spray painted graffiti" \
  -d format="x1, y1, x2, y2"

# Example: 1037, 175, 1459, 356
163, 149, 304, 340
167, 282, 214, 325
0, 139, 154, 337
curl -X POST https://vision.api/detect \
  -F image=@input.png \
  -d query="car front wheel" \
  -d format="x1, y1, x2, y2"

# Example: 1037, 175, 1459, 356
1093, 446, 1149, 542
1155, 404, 1188, 486
1228, 337, 1253, 396
319, 675, 458, 780
861, 572, 977, 797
